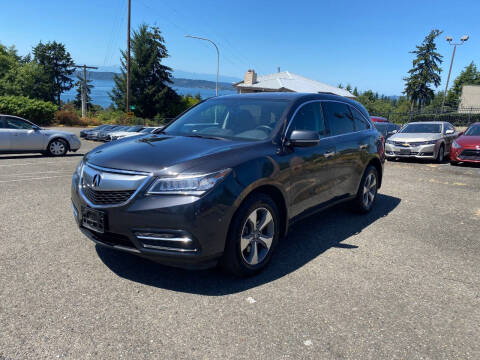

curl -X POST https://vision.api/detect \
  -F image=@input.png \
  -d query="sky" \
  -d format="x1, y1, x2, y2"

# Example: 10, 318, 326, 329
1, 0, 480, 95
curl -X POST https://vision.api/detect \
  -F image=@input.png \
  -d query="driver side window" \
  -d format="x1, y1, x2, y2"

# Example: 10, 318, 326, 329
5, 117, 33, 130
288, 102, 325, 137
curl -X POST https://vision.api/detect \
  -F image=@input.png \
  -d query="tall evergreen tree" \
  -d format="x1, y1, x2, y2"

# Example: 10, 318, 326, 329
74, 75, 93, 110
445, 61, 480, 108
403, 29, 443, 111
32, 41, 75, 106
110, 24, 181, 118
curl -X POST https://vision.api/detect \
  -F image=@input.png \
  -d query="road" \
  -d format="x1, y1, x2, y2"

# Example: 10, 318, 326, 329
1, 127, 479, 359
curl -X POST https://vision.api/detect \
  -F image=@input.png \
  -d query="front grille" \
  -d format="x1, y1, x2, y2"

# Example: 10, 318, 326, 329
89, 231, 136, 248
459, 149, 480, 160
83, 186, 134, 205
394, 141, 423, 147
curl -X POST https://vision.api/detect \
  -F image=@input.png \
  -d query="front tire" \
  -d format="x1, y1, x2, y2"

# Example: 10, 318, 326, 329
351, 165, 378, 214
221, 193, 280, 277
436, 145, 445, 163
47, 138, 68, 156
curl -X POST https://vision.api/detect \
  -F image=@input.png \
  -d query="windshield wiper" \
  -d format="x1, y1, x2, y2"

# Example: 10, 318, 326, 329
185, 133, 226, 140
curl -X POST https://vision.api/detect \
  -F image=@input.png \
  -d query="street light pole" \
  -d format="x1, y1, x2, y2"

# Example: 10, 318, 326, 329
441, 35, 469, 112
73, 64, 98, 118
185, 35, 219, 96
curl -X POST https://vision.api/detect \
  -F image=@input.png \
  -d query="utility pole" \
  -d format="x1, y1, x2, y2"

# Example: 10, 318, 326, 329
441, 35, 469, 112
126, 0, 131, 113
73, 64, 98, 118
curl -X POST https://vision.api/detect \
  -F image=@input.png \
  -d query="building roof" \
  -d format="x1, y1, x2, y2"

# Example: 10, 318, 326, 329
233, 71, 355, 98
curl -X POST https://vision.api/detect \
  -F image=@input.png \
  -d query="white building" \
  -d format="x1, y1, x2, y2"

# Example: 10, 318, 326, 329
233, 69, 355, 98
459, 85, 480, 113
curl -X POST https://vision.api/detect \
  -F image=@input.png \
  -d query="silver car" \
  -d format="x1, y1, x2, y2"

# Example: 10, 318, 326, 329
385, 121, 457, 162
0, 114, 81, 156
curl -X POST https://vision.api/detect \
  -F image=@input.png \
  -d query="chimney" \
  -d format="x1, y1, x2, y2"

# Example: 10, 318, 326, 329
244, 69, 257, 85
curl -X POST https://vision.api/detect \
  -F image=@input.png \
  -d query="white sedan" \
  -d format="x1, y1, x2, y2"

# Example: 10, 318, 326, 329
0, 114, 81, 156
107, 126, 163, 141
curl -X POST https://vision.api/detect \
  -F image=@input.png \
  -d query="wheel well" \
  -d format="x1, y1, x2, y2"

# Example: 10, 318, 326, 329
368, 157, 383, 188
48, 137, 70, 151
242, 185, 288, 238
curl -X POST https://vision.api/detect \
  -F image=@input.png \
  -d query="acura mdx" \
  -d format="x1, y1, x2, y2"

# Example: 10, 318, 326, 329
72, 93, 384, 276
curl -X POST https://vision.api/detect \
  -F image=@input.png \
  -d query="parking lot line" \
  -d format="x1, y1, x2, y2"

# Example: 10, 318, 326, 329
0, 175, 73, 183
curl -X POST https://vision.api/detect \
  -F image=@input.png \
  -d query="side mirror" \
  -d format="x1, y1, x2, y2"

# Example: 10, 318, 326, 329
445, 129, 454, 135
288, 130, 320, 147
391, 130, 398, 134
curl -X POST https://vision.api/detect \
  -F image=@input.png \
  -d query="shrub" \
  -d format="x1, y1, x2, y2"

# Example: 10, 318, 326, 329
0, 95, 57, 125
54, 109, 81, 126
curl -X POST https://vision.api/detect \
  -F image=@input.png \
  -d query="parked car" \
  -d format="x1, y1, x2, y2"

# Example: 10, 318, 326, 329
0, 114, 81, 156
80, 125, 110, 139
97, 126, 131, 141
374, 122, 401, 139
371, 116, 389, 123
450, 122, 480, 165
140, 126, 163, 134
107, 125, 145, 141
86, 125, 120, 141
72, 93, 384, 276
385, 121, 457, 162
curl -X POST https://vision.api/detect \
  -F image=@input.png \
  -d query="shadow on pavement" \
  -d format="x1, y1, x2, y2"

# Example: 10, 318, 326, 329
97, 193, 401, 296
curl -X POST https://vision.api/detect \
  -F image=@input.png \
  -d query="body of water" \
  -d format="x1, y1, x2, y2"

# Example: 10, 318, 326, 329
61, 79, 236, 108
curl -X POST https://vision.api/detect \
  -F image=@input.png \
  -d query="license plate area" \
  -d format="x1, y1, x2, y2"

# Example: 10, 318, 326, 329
81, 206, 105, 233
399, 149, 411, 155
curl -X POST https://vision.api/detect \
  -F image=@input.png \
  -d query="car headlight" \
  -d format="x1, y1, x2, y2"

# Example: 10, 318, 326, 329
385, 140, 394, 144
452, 140, 462, 149
147, 168, 231, 195
74, 158, 84, 177
421, 140, 437, 145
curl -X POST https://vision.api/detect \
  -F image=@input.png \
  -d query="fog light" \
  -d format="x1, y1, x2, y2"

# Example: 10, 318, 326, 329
134, 232, 197, 252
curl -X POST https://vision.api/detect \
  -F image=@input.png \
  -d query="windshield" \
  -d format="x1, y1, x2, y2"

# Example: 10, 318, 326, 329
163, 98, 290, 141
400, 123, 442, 134
465, 124, 480, 136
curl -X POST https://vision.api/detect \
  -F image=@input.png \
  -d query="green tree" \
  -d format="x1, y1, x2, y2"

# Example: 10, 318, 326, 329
445, 61, 480, 108
74, 75, 93, 110
403, 29, 443, 111
32, 41, 75, 106
352, 87, 359, 97
110, 24, 181, 118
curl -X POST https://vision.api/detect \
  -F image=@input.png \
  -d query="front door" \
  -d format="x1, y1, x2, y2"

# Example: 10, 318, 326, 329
0, 117, 12, 151
4, 116, 45, 151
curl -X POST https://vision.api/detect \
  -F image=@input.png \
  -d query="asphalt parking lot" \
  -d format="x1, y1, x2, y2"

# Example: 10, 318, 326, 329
1, 127, 479, 359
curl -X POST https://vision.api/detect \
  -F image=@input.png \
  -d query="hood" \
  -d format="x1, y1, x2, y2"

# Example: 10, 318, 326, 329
389, 133, 441, 142
456, 135, 480, 148
85, 134, 261, 174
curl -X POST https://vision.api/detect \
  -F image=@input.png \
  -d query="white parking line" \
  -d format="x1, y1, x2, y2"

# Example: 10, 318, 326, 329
0, 175, 72, 183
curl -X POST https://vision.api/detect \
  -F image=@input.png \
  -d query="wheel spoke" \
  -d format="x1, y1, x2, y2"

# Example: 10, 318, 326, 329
240, 234, 253, 251
257, 211, 273, 231
247, 241, 259, 265
369, 178, 376, 190
247, 210, 257, 228
258, 235, 273, 250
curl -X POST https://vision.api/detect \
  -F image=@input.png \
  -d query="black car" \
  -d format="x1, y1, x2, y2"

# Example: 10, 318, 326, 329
72, 93, 384, 276
374, 122, 400, 139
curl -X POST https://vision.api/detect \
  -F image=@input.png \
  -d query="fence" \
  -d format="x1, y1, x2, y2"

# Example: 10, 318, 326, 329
376, 108, 480, 127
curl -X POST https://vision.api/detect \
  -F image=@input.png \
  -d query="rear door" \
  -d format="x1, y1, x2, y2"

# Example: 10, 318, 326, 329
321, 101, 361, 197
284, 101, 339, 217
0, 117, 11, 151
4, 116, 45, 151
443, 123, 456, 152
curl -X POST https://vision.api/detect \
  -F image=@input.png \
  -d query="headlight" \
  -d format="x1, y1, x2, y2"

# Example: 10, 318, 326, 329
421, 140, 437, 145
385, 140, 394, 144
74, 158, 84, 177
452, 140, 462, 149
147, 169, 231, 195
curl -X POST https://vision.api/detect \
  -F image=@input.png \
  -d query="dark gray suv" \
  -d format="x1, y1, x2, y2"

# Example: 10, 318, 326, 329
72, 93, 385, 276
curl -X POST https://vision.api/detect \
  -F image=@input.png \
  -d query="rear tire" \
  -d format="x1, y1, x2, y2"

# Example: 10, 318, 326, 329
351, 165, 378, 214
221, 193, 280, 277
47, 138, 68, 157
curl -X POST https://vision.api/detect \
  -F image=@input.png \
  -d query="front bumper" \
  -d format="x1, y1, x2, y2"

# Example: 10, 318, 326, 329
385, 143, 438, 159
69, 137, 82, 151
450, 147, 480, 163
71, 172, 239, 269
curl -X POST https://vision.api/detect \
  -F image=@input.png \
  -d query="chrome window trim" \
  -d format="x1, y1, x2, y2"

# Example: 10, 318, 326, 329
78, 162, 153, 209
283, 99, 373, 142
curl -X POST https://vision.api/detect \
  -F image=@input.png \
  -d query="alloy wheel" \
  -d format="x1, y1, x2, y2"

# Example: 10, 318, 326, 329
240, 207, 275, 266
362, 172, 377, 208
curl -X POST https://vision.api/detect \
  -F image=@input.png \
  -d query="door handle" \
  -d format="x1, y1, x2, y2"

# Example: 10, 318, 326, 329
324, 149, 335, 158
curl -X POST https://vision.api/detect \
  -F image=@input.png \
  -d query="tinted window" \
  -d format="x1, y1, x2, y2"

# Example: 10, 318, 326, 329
287, 102, 325, 137
322, 102, 354, 135
350, 106, 369, 131
0, 117, 5, 128
5, 117, 34, 130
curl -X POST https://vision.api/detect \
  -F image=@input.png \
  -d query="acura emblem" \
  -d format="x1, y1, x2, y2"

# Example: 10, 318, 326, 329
92, 173, 102, 188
